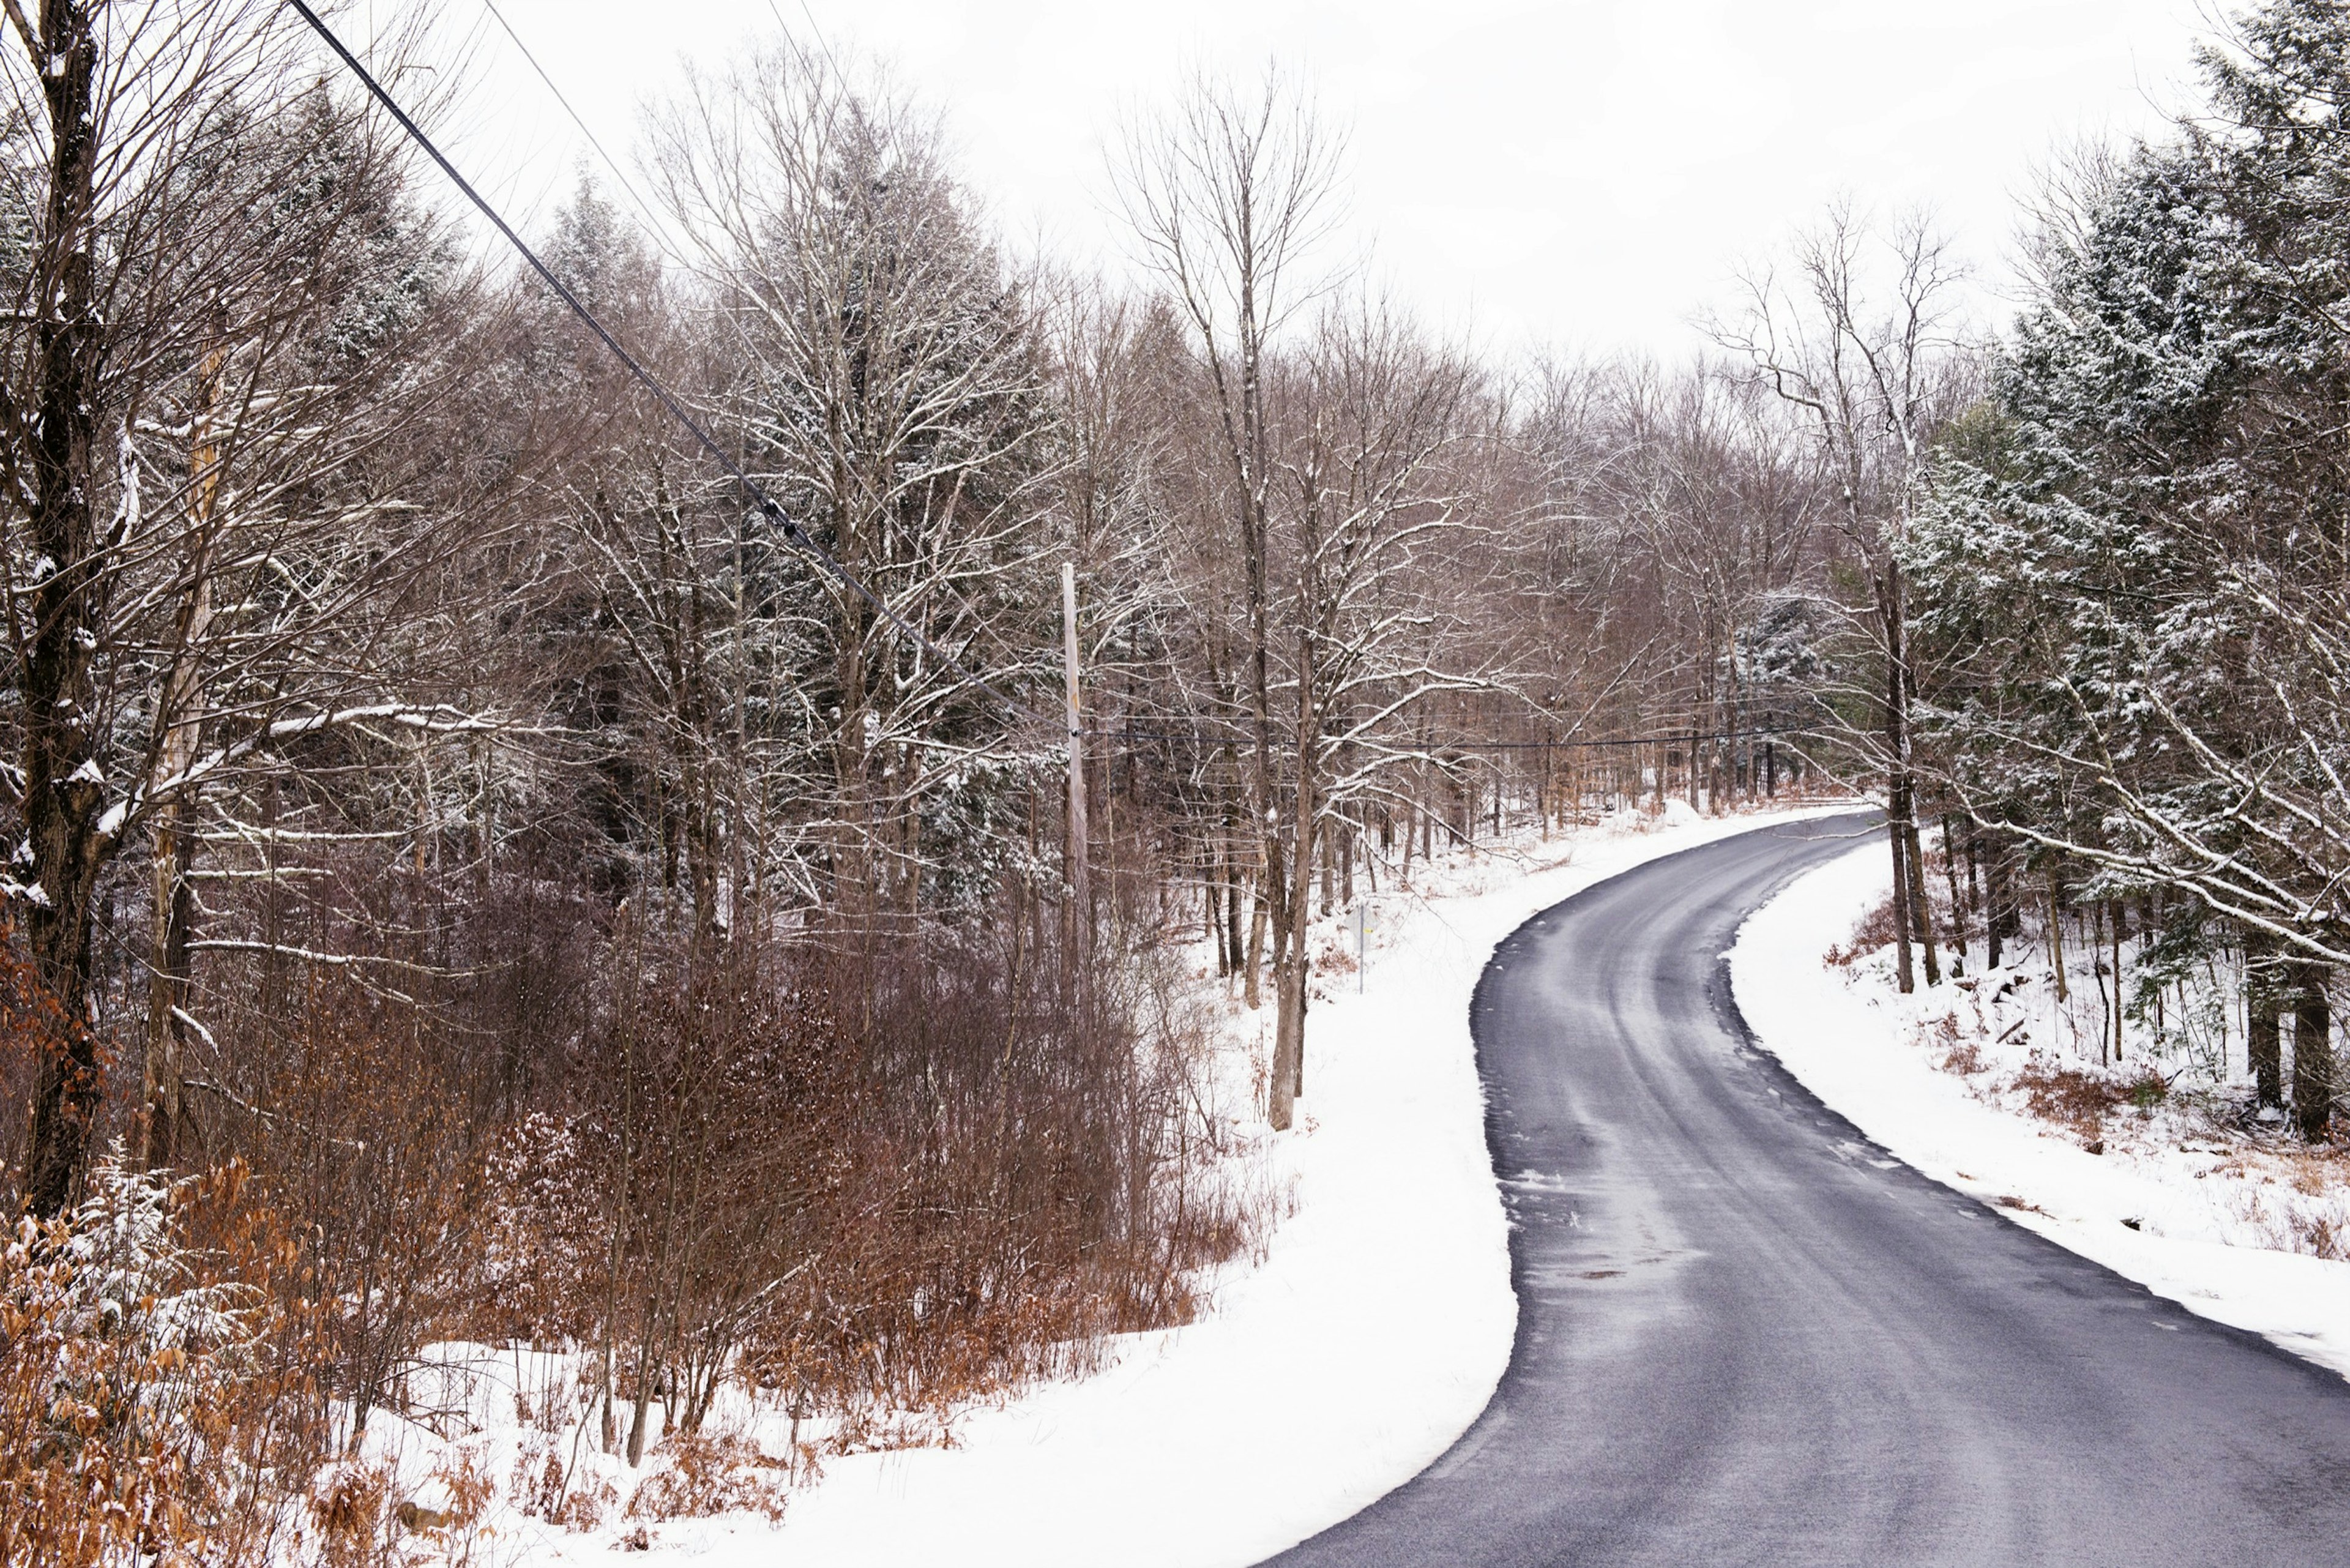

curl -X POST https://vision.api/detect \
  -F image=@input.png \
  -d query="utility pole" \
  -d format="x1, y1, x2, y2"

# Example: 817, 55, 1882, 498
142, 346, 226, 1171
1355, 900, 1368, 995
1062, 562, 1090, 971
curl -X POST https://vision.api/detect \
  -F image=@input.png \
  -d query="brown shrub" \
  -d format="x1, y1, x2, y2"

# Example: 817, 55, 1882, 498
1917, 1012, 1988, 1076
734, 930, 1247, 1417
311, 1460, 395, 1566
2013, 1058, 2124, 1139
1825, 897, 1904, 967
4, 831, 1262, 1541
626, 1433, 789, 1525
461, 906, 1263, 1488
0, 1155, 327, 1568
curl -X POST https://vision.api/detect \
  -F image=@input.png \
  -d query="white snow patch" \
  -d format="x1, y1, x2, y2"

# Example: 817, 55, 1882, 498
1729, 838, 2350, 1384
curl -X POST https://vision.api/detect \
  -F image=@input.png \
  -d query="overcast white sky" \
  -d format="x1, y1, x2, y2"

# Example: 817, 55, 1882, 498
386, 0, 2219, 359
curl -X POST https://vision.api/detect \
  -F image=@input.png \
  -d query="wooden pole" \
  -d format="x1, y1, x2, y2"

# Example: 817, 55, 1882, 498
1062, 563, 1091, 971
143, 346, 227, 1171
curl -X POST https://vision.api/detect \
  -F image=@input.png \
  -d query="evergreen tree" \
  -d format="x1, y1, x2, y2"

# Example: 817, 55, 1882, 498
1907, 0, 2350, 1135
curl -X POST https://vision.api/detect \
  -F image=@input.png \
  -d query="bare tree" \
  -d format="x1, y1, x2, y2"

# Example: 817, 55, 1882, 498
0, 0, 510, 1208
647, 45, 1059, 935
1117, 68, 1342, 1127
1710, 202, 1973, 993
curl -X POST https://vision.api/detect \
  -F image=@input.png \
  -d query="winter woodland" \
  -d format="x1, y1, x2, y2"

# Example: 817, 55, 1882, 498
0, 0, 2345, 1561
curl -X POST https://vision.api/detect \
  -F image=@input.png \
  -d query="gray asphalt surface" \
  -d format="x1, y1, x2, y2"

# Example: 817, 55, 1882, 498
1265, 812, 2350, 1568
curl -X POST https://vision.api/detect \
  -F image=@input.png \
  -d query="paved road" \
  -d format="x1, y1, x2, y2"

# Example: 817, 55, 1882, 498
1267, 813, 2350, 1568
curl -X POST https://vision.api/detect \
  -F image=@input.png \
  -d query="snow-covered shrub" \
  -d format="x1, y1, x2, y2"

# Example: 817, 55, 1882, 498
622, 1433, 789, 1526
0, 1147, 321, 1567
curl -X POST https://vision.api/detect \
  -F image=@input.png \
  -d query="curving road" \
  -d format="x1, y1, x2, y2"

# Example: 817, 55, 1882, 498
1266, 813, 2350, 1568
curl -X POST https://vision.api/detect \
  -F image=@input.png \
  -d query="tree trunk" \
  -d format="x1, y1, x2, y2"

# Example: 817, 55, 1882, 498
1941, 816, 1968, 976
1265, 870, 1296, 1126
1220, 759, 1244, 974
1319, 829, 1335, 917
1985, 840, 2020, 970
1882, 563, 1917, 996
140, 348, 226, 1171
2047, 868, 2069, 1004
1904, 816, 1939, 987
1225, 867, 1244, 981
1269, 706, 1317, 1126
2248, 933, 2283, 1110
2089, 903, 2113, 1067
140, 796, 198, 1168
1062, 563, 1090, 980
23, 0, 110, 1218
2111, 904, 2126, 1064
1888, 816, 1916, 995
1270, 945, 1307, 1128
1244, 887, 1266, 1011
2292, 961, 2333, 1143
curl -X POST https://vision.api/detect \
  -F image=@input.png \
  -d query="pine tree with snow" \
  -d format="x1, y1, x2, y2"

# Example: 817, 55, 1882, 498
1906, 0, 2350, 1137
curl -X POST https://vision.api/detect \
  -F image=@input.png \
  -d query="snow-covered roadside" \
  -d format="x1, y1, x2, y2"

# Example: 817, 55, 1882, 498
515, 801, 1837, 1568
1729, 841, 2350, 1384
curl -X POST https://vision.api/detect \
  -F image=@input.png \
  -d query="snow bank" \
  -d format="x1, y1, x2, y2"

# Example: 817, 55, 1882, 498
526, 802, 1841, 1568
1729, 841, 2350, 1384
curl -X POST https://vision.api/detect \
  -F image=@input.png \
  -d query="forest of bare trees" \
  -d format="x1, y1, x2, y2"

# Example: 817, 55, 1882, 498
6, 0, 2344, 1559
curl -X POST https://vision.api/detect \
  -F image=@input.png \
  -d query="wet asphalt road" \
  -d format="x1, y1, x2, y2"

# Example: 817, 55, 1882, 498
1264, 813, 2350, 1567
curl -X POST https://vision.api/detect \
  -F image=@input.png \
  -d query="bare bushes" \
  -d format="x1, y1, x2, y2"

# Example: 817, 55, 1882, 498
575, 928, 817, 1462
2012, 1058, 2127, 1141
1824, 895, 1904, 968
193, 873, 1255, 1515
1826, 880, 1961, 971
479, 911, 1258, 1466
726, 928, 1248, 1433
0, 1155, 323, 1566
0, 824, 1255, 1553
233, 984, 493, 1455
621, 1433, 790, 1526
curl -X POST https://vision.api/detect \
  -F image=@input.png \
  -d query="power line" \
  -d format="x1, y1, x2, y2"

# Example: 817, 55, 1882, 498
289, 4, 1831, 772
475, 0, 677, 260
1083, 724, 1821, 755
287, 0, 1039, 726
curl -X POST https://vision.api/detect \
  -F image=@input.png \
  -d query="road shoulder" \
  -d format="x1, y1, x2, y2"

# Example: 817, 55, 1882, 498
725, 805, 1854, 1567
1728, 840, 2350, 1384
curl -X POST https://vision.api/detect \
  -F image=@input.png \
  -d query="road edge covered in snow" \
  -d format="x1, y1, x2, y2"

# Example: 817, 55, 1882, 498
714, 805, 1856, 1568
1728, 839, 2350, 1385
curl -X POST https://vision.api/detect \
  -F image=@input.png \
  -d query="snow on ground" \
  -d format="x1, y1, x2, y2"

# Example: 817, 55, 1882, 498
710, 801, 1852, 1568
406, 799, 1843, 1567
1730, 838, 2350, 1384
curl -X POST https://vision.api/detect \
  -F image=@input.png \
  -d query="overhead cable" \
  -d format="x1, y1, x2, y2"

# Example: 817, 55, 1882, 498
1081, 724, 1821, 755
476, 0, 680, 262
286, 0, 1037, 725
286, 4, 1830, 770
